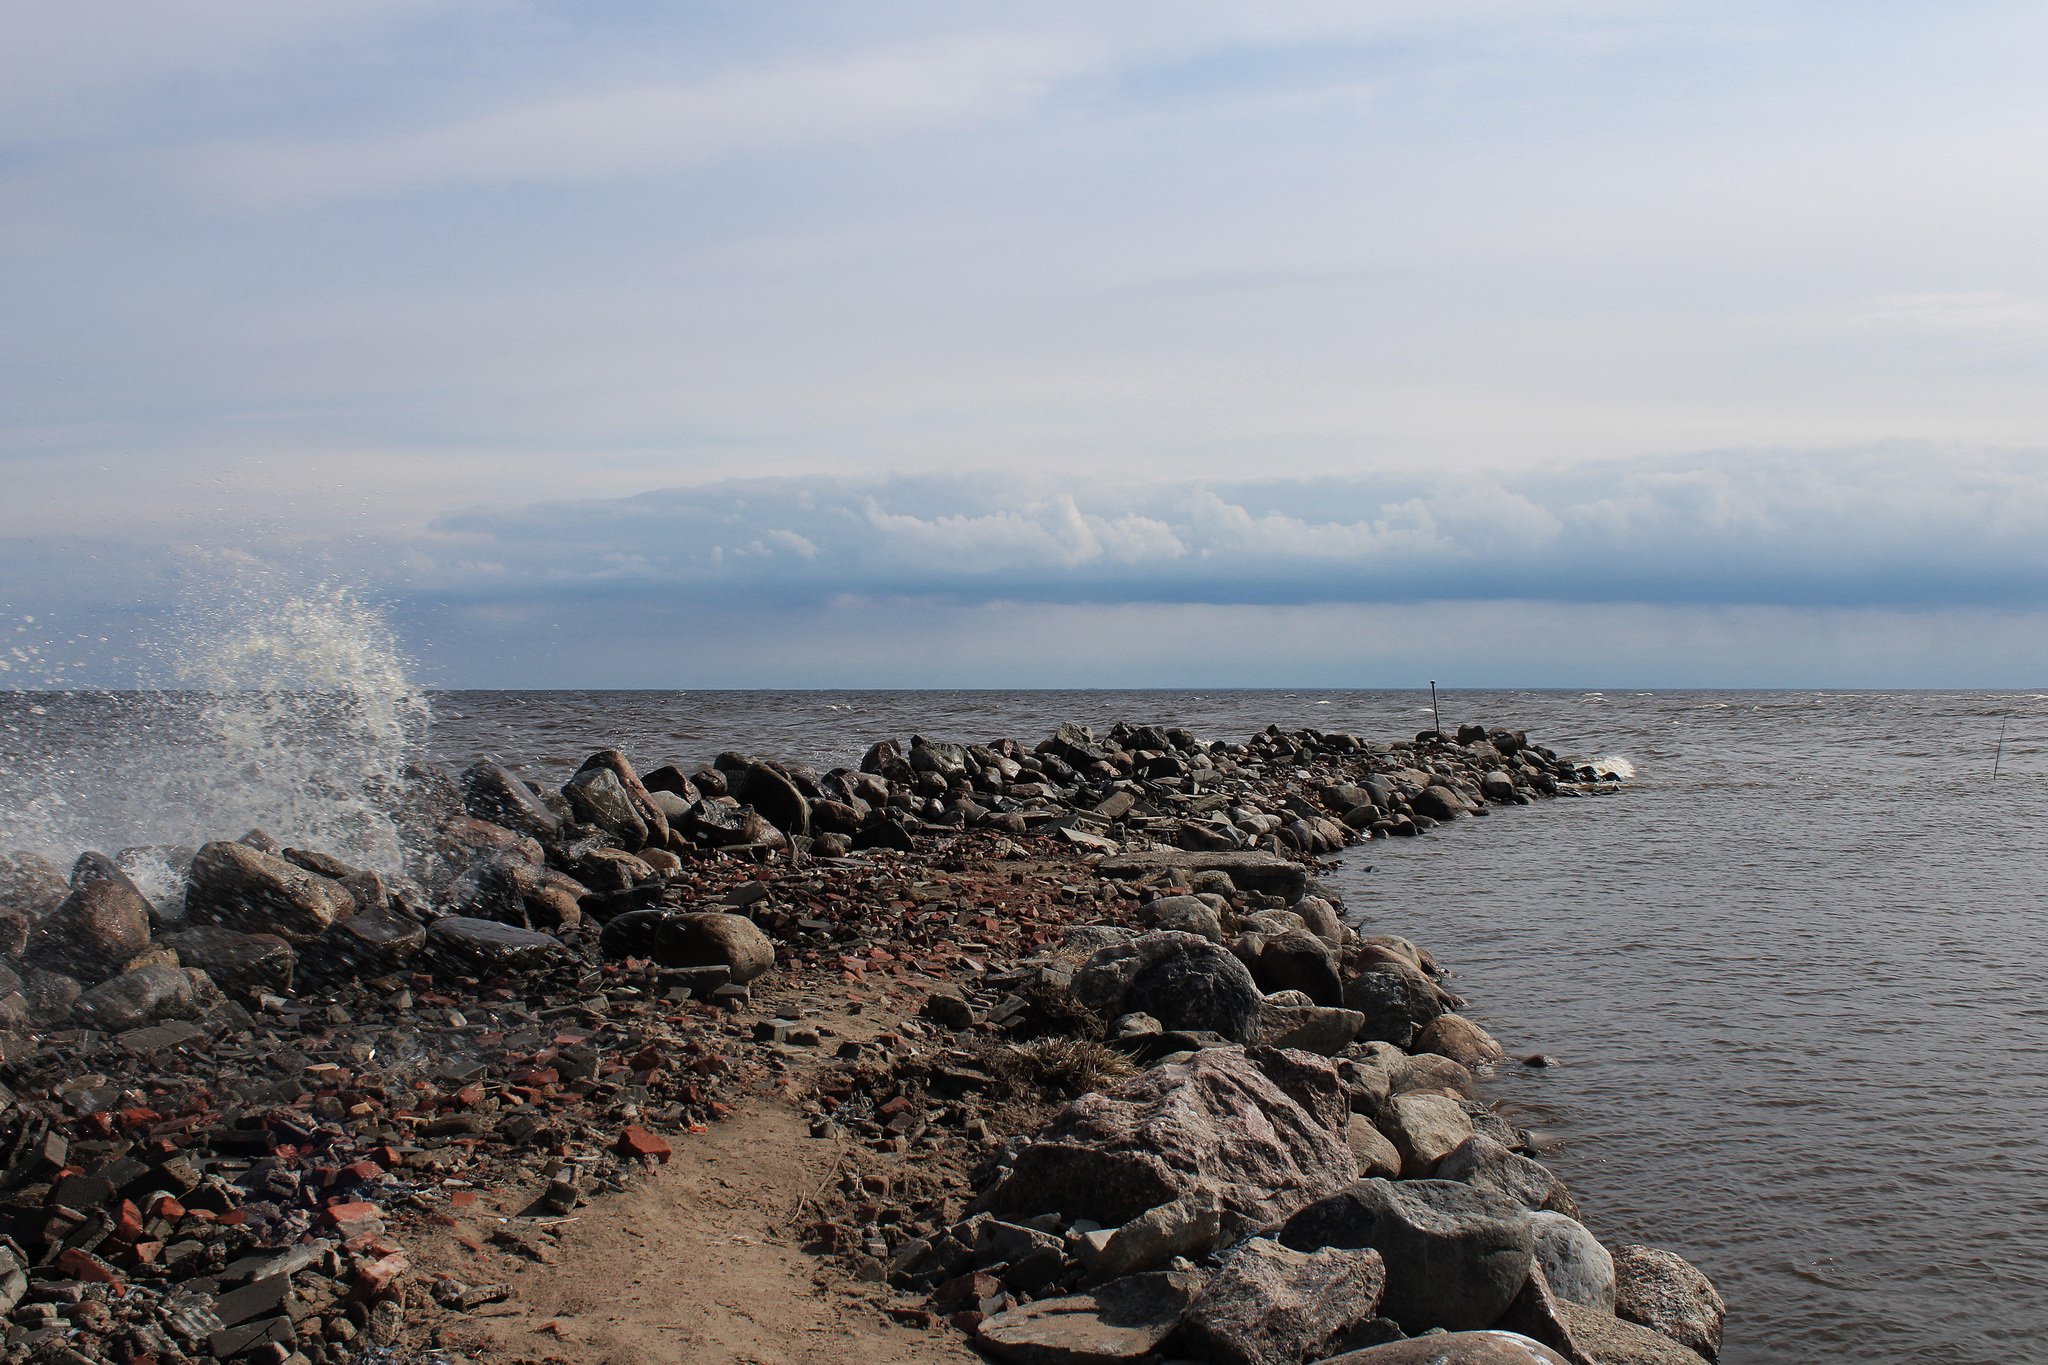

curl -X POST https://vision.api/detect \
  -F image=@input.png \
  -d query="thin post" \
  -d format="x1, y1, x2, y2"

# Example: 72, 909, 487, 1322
1993, 714, 2009, 779
1430, 681, 1441, 738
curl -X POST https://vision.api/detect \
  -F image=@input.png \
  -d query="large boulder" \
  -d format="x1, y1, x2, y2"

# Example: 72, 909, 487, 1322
1323, 1332, 1570, 1365
1375, 1093, 1474, 1179
458, 761, 562, 840
1612, 1245, 1726, 1361
598, 911, 774, 983
184, 841, 355, 945
1556, 1300, 1710, 1364
26, 853, 152, 981
300, 912, 427, 986
1255, 1001, 1364, 1056
161, 926, 295, 997
1344, 962, 1450, 1047
1433, 1136, 1579, 1218
1279, 1179, 1534, 1333
1173, 1238, 1386, 1365
1529, 1211, 1614, 1314
70, 963, 215, 1032
1072, 932, 1262, 1043
1141, 895, 1224, 943
977, 1270, 1204, 1365
1344, 1117, 1402, 1179
995, 1046, 1355, 1229
1411, 785, 1471, 821
426, 917, 570, 974
562, 767, 648, 847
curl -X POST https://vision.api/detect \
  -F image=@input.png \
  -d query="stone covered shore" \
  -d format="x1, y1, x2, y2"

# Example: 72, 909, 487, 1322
0, 717, 1723, 1365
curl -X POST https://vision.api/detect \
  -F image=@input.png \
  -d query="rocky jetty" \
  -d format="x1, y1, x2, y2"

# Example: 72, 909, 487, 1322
0, 718, 1707, 1365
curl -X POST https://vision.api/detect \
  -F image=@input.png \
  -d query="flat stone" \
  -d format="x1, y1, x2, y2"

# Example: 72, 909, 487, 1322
977, 1270, 1205, 1364
1096, 852, 1309, 902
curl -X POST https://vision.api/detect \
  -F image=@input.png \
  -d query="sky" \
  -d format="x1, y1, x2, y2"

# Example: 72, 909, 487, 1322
6, 1, 2048, 688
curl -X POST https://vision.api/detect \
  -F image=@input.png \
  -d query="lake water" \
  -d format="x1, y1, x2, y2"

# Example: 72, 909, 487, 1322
6, 685, 2045, 1362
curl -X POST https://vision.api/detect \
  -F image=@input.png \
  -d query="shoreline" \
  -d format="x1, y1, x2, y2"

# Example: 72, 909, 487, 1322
0, 716, 1716, 1365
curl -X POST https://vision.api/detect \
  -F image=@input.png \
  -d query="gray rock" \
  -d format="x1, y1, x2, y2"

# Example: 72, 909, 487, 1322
1612, 1245, 1726, 1361
1292, 896, 1344, 946
18, 967, 80, 1025
71, 963, 211, 1031
1528, 1212, 1614, 1314
1280, 1178, 1535, 1333
1481, 770, 1517, 802
1433, 1136, 1578, 1218
160, 926, 296, 998
977, 1270, 1205, 1365
301, 911, 426, 985
1324, 1332, 1571, 1364
997, 1046, 1356, 1229
1174, 1238, 1387, 1365
597, 911, 774, 983
426, 917, 570, 973
744, 763, 810, 838
1376, 1093, 1474, 1178
1345, 1116, 1402, 1179
911, 739, 973, 779
458, 761, 562, 840
1556, 1300, 1710, 1364
1255, 1002, 1364, 1056
1072, 931, 1262, 1043
1246, 929, 1343, 1006
1142, 895, 1223, 943
184, 841, 356, 946
1412, 785, 1471, 821
1096, 851, 1310, 902
1414, 1013, 1508, 1066
1085, 1188, 1222, 1283
563, 766, 648, 846
1387, 1052, 1480, 1103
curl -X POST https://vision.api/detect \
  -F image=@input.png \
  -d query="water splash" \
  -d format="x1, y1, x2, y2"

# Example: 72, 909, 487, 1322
0, 585, 429, 878
1593, 755, 1636, 779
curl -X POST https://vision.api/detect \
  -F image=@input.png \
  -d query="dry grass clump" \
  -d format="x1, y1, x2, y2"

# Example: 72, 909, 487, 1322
974, 1035, 1135, 1103
1016, 980, 1107, 1040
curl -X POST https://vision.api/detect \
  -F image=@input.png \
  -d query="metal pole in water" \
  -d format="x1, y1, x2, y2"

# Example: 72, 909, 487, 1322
1993, 713, 2008, 779
1430, 681, 1441, 737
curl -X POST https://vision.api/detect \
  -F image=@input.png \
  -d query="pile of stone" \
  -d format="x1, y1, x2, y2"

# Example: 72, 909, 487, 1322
0, 715, 1655, 1363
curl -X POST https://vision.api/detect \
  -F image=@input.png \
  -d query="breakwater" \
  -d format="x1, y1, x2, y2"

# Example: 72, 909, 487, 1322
0, 711, 1714, 1365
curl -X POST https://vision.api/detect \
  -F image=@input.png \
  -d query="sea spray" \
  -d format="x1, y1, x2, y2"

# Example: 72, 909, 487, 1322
0, 584, 429, 880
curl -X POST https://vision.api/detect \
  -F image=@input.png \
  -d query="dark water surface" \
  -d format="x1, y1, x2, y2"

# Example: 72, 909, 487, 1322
9, 686, 2048, 1362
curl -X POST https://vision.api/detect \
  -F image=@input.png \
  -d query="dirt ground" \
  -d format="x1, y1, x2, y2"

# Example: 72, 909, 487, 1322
413, 991, 980, 1365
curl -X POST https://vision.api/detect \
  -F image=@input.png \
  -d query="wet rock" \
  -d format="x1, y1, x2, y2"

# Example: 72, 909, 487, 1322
1433, 1137, 1578, 1218
1344, 962, 1450, 1048
577, 749, 673, 847
997, 1046, 1355, 1228
1387, 1052, 1479, 1103
1376, 1093, 1474, 1179
161, 926, 296, 998
1279, 1178, 1534, 1333
26, 852, 153, 981
563, 766, 650, 847
1412, 785, 1472, 821
1173, 1238, 1386, 1365
459, 761, 562, 840
301, 911, 426, 984
976, 1269, 1205, 1365
426, 917, 571, 973
70, 963, 209, 1031
19, 967, 80, 1024
1414, 1013, 1508, 1066
1292, 896, 1344, 947
1529, 1211, 1615, 1314
1324, 1332, 1571, 1364
184, 841, 356, 945
0, 851, 68, 917
598, 911, 774, 983
1481, 771, 1517, 803
1612, 1245, 1726, 1361
1072, 932, 1262, 1043
1345, 1116, 1402, 1179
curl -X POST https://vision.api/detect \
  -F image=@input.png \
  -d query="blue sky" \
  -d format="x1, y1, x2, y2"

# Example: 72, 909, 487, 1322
6, 2, 2048, 687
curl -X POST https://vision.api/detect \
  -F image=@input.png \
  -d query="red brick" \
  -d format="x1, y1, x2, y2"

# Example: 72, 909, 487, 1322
615, 1125, 671, 1164
55, 1247, 122, 1283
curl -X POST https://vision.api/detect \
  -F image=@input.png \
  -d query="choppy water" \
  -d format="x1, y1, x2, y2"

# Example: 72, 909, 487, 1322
6, 683, 2047, 1363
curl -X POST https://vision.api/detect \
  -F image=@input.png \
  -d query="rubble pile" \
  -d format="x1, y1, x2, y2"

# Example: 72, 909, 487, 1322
0, 717, 1698, 1365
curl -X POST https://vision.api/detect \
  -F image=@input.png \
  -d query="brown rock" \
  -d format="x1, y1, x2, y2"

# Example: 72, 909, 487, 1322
1556, 1300, 1710, 1364
1612, 1245, 1726, 1361
978, 1271, 1205, 1365
1415, 1013, 1508, 1066
1323, 1332, 1571, 1364
27, 853, 151, 981
576, 749, 671, 848
184, 841, 354, 945
1376, 1093, 1474, 1178
1345, 1116, 1402, 1179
